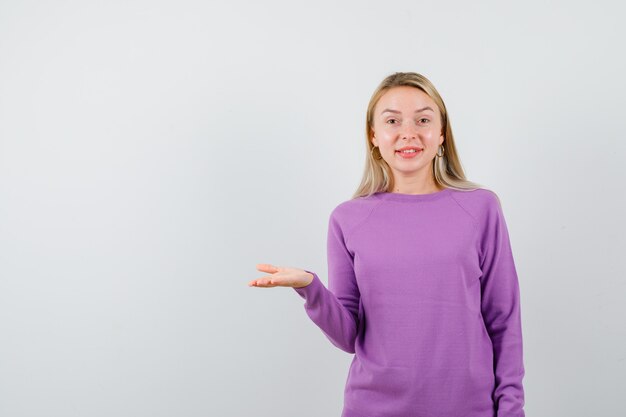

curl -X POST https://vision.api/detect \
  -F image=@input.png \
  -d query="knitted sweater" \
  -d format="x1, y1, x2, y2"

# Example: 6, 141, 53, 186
294, 187, 525, 417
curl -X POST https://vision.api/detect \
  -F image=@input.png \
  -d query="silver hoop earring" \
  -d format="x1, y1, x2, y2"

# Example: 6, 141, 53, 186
436, 145, 445, 158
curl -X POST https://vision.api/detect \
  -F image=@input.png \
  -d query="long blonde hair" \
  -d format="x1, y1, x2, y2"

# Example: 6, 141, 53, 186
352, 72, 483, 199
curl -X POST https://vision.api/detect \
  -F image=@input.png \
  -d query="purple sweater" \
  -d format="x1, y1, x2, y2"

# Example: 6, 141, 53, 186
293, 188, 525, 417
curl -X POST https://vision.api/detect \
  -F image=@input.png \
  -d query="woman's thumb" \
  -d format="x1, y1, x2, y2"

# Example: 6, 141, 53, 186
256, 263, 279, 272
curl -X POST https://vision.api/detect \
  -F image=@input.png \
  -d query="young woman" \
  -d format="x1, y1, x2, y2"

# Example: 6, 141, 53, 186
248, 72, 526, 417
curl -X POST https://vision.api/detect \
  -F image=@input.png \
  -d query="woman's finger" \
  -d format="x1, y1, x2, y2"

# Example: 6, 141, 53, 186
248, 273, 272, 285
251, 277, 279, 287
249, 264, 285, 287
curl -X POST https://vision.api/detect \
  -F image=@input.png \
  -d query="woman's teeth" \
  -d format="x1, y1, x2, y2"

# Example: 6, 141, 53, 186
395, 149, 422, 159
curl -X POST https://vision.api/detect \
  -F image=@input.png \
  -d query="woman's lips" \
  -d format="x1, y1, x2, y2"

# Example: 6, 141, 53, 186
395, 149, 423, 159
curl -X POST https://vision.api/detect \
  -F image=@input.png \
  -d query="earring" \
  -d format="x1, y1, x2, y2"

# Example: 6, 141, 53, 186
436, 145, 445, 158
371, 146, 383, 160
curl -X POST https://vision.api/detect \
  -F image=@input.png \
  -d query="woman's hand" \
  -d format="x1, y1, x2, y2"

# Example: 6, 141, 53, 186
248, 264, 314, 288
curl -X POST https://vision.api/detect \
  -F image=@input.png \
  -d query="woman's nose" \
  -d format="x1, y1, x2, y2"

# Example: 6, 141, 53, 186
401, 125, 418, 139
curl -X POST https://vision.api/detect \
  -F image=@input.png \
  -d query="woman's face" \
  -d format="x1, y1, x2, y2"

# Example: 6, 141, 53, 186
371, 86, 444, 178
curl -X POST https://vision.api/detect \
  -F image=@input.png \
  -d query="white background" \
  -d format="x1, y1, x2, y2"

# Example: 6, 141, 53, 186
1, 1, 624, 416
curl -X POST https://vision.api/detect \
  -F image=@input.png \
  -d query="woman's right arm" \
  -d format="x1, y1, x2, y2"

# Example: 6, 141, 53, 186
292, 211, 361, 354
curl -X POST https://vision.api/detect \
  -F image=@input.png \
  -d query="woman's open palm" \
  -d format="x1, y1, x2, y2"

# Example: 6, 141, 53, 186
248, 264, 313, 288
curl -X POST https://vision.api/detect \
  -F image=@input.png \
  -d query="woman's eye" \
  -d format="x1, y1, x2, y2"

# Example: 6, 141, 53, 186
385, 118, 429, 124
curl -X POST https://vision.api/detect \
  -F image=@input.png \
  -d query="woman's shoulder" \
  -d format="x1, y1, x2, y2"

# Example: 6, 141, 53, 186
449, 186, 499, 202
447, 187, 504, 220
329, 193, 383, 230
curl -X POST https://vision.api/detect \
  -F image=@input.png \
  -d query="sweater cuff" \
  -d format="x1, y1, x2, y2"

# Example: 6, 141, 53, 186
293, 270, 323, 302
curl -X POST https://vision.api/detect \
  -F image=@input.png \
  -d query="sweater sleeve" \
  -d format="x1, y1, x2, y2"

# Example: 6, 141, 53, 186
292, 209, 360, 354
479, 194, 526, 417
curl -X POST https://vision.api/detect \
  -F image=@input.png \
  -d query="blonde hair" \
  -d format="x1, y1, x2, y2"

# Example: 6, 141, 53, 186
352, 72, 484, 199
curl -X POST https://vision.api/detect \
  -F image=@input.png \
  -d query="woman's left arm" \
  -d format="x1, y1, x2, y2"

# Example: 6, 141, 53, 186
479, 193, 526, 417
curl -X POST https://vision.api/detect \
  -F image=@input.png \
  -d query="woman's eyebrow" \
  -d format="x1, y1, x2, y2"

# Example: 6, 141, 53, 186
380, 107, 434, 115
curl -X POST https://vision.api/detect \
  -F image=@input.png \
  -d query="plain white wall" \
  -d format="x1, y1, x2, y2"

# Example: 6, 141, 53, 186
1, 1, 624, 416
